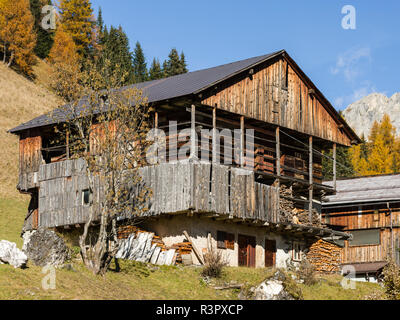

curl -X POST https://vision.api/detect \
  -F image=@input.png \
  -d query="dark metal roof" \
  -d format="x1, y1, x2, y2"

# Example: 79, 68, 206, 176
9, 50, 283, 134
8, 49, 359, 145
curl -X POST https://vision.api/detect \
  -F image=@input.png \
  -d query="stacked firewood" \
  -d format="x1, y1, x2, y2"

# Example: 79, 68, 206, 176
292, 208, 324, 227
279, 185, 296, 223
306, 239, 341, 274
170, 241, 193, 265
117, 225, 139, 239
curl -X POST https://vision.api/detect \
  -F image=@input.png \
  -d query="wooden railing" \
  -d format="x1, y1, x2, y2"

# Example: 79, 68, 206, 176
32, 159, 280, 230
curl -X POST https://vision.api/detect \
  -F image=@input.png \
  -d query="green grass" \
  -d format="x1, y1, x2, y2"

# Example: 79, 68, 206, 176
0, 197, 384, 300
0, 198, 28, 247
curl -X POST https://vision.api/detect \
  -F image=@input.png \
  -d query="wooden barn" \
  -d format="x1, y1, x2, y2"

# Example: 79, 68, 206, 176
9, 50, 359, 268
322, 174, 400, 281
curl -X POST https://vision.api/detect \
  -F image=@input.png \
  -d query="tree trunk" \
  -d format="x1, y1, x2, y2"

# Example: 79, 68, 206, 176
7, 50, 14, 67
79, 209, 120, 275
2, 44, 6, 64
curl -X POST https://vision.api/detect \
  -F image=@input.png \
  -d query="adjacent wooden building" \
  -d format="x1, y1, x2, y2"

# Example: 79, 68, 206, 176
322, 174, 400, 281
10, 50, 359, 268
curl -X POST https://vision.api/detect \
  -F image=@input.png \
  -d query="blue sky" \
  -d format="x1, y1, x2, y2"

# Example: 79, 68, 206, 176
91, 0, 400, 110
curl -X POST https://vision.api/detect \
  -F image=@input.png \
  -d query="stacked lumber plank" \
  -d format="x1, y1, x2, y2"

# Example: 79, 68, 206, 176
306, 239, 341, 274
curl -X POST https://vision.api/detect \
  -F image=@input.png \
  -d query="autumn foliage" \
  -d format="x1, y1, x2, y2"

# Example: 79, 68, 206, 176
350, 114, 400, 176
0, 0, 37, 75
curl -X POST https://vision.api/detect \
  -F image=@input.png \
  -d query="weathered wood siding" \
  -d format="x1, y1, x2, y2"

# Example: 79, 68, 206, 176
19, 131, 42, 191
34, 159, 280, 229
324, 203, 400, 264
201, 57, 351, 146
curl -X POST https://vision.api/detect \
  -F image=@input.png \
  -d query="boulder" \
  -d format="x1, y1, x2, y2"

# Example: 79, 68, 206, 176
245, 270, 301, 300
22, 229, 70, 267
0, 240, 28, 268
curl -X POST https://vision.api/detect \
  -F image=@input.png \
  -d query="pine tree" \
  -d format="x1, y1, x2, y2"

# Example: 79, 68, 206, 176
58, 0, 94, 56
0, 0, 37, 75
164, 48, 182, 77
100, 25, 134, 85
96, 6, 104, 34
132, 41, 148, 83
149, 58, 163, 80
322, 146, 354, 180
29, 0, 54, 59
180, 52, 188, 73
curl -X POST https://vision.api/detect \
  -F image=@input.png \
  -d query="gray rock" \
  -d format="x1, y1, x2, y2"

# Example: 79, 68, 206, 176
22, 229, 70, 267
248, 271, 296, 300
0, 240, 28, 268
343, 92, 400, 139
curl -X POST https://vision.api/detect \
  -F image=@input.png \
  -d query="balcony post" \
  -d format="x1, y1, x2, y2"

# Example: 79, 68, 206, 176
333, 143, 337, 190
309, 136, 313, 224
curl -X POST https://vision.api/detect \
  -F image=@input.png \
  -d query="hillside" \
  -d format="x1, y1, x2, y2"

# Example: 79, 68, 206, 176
0, 60, 62, 199
343, 93, 400, 140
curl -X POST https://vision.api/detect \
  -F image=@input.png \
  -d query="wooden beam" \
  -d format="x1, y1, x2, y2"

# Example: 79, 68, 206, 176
183, 230, 204, 265
309, 136, 313, 224
212, 107, 217, 164
155, 111, 158, 129
190, 104, 197, 159
333, 143, 337, 190
240, 116, 245, 167
66, 131, 70, 159
276, 127, 281, 219
276, 127, 281, 177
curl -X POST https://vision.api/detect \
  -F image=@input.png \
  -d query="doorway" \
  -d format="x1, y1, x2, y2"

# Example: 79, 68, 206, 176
238, 234, 256, 267
265, 239, 276, 267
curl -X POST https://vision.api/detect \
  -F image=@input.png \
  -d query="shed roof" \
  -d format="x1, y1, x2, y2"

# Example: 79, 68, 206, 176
323, 174, 400, 205
341, 261, 387, 274
8, 49, 359, 144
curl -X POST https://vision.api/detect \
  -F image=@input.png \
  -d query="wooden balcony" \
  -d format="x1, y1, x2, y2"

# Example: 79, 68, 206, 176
28, 159, 280, 230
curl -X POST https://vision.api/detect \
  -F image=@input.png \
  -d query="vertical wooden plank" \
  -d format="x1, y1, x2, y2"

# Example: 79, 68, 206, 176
240, 116, 245, 167
212, 107, 217, 164
333, 143, 337, 190
309, 136, 313, 223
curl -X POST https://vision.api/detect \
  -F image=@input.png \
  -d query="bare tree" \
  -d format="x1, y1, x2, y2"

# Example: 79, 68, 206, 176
50, 59, 152, 275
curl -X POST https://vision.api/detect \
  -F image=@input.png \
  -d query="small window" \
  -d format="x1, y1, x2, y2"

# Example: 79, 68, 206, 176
82, 189, 91, 206
349, 229, 380, 247
217, 231, 235, 250
292, 242, 302, 262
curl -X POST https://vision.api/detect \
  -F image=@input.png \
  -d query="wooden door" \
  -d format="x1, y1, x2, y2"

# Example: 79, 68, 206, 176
238, 235, 256, 267
265, 239, 276, 267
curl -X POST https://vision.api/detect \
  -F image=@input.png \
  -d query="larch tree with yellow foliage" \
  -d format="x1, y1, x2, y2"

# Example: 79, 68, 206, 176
49, 24, 81, 103
58, 0, 94, 56
0, 0, 37, 75
350, 114, 400, 176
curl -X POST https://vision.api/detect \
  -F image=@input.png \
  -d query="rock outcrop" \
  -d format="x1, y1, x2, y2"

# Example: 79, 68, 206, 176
342, 92, 400, 139
22, 229, 70, 267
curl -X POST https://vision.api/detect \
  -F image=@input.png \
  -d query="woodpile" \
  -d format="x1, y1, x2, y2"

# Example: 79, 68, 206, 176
293, 208, 324, 228
170, 241, 193, 265
306, 239, 341, 274
116, 225, 194, 266
279, 185, 296, 223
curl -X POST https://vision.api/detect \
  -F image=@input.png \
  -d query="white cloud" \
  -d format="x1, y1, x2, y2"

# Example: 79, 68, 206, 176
331, 47, 371, 82
334, 81, 379, 109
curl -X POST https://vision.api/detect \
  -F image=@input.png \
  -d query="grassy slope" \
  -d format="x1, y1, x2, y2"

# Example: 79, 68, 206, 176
0, 61, 383, 300
0, 60, 61, 199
